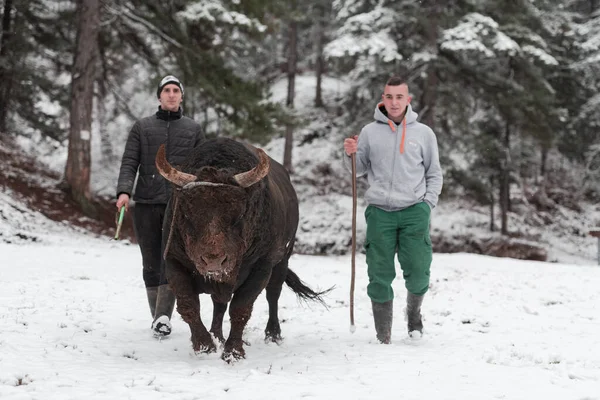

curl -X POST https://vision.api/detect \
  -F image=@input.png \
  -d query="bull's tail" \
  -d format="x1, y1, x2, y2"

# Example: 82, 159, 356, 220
285, 268, 334, 308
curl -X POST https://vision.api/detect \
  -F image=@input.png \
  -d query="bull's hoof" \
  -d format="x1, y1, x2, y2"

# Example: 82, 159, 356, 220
264, 332, 283, 344
193, 343, 217, 355
192, 334, 217, 354
222, 339, 245, 363
264, 321, 281, 343
221, 348, 245, 363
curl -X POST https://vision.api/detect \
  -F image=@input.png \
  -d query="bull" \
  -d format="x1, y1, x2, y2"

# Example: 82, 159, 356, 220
155, 137, 329, 362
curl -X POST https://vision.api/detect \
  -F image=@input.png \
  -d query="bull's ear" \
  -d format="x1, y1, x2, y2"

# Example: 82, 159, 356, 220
155, 144, 197, 187
233, 148, 270, 188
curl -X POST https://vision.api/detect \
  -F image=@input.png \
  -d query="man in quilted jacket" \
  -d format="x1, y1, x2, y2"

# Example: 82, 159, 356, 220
115, 75, 204, 337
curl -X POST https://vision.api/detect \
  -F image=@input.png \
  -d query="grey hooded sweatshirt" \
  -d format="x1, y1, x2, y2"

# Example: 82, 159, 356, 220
344, 103, 443, 211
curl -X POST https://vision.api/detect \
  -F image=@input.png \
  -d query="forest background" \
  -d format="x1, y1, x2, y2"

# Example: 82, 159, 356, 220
0, 0, 599, 264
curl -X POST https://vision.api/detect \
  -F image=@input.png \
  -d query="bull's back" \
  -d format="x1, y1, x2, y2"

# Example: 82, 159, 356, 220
267, 158, 299, 243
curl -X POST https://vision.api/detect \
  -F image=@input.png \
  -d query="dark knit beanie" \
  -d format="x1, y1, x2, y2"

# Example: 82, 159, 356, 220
157, 75, 184, 98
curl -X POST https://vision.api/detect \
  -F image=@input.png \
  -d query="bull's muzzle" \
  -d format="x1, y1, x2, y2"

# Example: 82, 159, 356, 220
201, 254, 228, 271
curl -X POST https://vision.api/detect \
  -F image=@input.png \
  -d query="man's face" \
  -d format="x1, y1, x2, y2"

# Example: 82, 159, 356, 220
159, 84, 183, 112
382, 83, 411, 121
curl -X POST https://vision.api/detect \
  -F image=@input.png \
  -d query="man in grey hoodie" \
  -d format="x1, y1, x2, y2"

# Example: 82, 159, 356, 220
344, 76, 443, 344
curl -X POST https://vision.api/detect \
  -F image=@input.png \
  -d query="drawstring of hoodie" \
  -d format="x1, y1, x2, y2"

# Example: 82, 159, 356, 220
387, 117, 407, 154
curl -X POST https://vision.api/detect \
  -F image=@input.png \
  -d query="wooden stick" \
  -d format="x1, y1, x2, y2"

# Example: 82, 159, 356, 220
350, 153, 357, 332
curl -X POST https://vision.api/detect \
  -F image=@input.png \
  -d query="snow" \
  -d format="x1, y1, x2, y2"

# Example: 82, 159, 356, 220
325, 31, 402, 62
522, 45, 559, 66
579, 14, 600, 53
3, 67, 600, 399
441, 13, 500, 57
0, 189, 90, 245
1, 226, 600, 399
440, 13, 558, 65
324, 5, 403, 63
177, 1, 266, 31
411, 51, 437, 63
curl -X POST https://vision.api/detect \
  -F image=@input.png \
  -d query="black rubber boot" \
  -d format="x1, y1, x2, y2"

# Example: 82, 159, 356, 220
406, 292, 424, 339
371, 300, 393, 344
146, 286, 158, 318
152, 284, 176, 337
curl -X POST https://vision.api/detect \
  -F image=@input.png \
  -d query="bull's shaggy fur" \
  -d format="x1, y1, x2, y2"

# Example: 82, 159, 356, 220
158, 137, 329, 361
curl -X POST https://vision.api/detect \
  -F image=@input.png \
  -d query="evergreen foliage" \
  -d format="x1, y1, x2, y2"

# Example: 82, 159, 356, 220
0, 0, 597, 220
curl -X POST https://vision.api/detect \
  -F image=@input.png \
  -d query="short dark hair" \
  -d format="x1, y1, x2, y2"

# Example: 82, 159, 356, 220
385, 76, 408, 87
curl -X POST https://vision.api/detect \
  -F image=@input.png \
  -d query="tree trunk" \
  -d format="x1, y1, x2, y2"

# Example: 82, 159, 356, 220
0, 0, 12, 57
499, 122, 511, 235
540, 144, 548, 177
97, 78, 115, 165
63, 0, 100, 215
0, 0, 14, 134
283, 8, 297, 173
419, 11, 438, 129
314, 0, 327, 108
286, 18, 297, 109
499, 180, 508, 235
489, 175, 495, 232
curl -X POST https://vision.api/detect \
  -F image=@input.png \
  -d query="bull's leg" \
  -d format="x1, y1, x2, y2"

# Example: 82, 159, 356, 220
209, 297, 227, 343
264, 259, 288, 343
222, 266, 272, 362
166, 261, 216, 354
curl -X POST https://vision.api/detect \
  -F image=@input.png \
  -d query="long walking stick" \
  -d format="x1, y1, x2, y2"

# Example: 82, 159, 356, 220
350, 153, 357, 333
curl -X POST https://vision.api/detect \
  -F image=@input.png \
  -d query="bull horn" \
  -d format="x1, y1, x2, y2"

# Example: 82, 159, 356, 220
233, 148, 270, 188
155, 144, 197, 187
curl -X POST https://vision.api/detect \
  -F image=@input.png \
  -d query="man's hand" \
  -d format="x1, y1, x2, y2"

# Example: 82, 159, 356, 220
344, 135, 359, 156
116, 193, 130, 211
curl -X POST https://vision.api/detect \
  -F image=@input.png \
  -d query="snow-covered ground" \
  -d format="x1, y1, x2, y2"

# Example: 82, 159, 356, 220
1, 227, 600, 399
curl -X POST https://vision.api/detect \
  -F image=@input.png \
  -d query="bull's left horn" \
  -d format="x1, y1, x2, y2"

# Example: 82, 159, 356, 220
155, 144, 197, 187
233, 148, 270, 188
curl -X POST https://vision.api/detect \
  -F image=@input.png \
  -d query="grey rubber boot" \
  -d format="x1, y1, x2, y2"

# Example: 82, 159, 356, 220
146, 286, 158, 318
371, 300, 393, 344
406, 292, 424, 339
152, 284, 176, 336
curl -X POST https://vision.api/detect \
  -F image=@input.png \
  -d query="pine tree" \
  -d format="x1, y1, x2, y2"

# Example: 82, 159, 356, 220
0, 0, 75, 141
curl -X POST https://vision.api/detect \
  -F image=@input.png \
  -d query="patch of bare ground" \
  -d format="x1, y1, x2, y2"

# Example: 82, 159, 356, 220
0, 141, 136, 242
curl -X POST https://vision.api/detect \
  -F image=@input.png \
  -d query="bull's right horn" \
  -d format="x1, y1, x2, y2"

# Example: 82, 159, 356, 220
233, 148, 270, 188
155, 144, 197, 187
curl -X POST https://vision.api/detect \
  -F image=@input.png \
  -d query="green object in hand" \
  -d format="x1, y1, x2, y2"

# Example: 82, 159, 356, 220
114, 207, 126, 240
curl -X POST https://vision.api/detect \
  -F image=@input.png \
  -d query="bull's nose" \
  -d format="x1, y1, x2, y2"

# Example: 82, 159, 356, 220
201, 254, 227, 269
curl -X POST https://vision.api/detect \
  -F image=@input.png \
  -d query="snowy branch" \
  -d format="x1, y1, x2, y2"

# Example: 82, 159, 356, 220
103, 3, 183, 49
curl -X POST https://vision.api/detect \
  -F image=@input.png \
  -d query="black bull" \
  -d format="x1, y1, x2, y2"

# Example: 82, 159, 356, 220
155, 138, 329, 362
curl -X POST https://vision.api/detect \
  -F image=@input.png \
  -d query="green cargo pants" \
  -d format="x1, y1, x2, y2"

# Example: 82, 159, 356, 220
364, 202, 432, 303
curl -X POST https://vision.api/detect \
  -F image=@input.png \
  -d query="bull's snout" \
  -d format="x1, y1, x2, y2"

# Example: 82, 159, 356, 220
201, 254, 228, 270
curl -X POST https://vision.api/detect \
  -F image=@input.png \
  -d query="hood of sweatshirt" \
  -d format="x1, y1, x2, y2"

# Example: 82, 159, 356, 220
374, 103, 418, 127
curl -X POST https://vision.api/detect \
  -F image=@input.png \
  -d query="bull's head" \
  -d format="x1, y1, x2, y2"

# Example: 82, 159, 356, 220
155, 144, 270, 283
